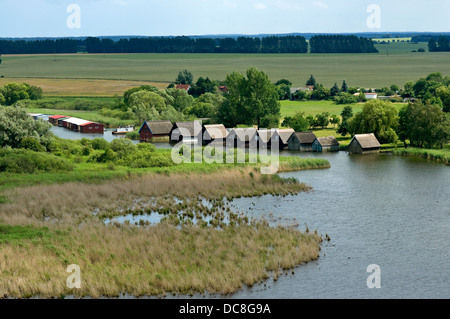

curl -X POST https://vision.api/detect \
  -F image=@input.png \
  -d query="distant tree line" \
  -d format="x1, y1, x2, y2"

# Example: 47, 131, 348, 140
412, 34, 450, 43
0, 36, 308, 54
84, 36, 310, 54
428, 36, 450, 52
0, 39, 80, 54
0, 35, 380, 55
309, 35, 378, 53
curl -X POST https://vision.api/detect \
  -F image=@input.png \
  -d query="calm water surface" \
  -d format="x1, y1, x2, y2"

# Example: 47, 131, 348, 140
227, 152, 450, 299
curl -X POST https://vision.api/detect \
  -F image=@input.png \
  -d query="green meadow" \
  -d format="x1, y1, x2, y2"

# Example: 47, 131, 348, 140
2, 43, 449, 90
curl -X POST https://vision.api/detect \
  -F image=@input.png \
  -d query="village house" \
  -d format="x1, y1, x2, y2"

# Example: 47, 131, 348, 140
175, 84, 191, 92
365, 92, 378, 99
139, 120, 173, 141
312, 136, 340, 152
287, 131, 317, 151
347, 133, 381, 154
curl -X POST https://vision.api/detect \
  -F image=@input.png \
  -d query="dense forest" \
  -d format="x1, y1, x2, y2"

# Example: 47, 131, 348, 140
0, 36, 308, 54
309, 35, 378, 53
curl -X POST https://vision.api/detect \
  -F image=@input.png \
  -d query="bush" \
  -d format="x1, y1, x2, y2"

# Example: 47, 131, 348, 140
91, 138, 109, 151
19, 137, 46, 152
0, 149, 74, 174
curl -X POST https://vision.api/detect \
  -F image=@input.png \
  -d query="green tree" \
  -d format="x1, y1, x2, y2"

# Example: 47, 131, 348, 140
348, 100, 399, 144
436, 86, 450, 112
165, 87, 194, 112
123, 85, 159, 106
275, 83, 291, 100
0, 55, 2, 65
337, 105, 353, 136
330, 83, 340, 97
221, 67, 280, 129
341, 80, 348, 93
0, 105, 52, 148
315, 112, 330, 129
390, 84, 399, 93
310, 84, 330, 100
275, 79, 292, 86
403, 81, 415, 97
176, 70, 194, 85
1, 83, 29, 105
330, 114, 340, 128
306, 75, 316, 87
398, 100, 450, 148
282, 112, 310, 131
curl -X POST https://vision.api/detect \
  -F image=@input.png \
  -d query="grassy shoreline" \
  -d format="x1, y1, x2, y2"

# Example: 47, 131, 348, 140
0, 153, 329, 298
393, 148, 450, 165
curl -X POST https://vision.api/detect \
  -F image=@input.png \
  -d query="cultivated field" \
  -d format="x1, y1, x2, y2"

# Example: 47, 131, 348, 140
0, 77, 169, 97
1, 43, 449, 93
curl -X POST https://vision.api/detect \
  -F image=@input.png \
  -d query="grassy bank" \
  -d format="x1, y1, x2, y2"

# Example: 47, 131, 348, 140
393, 147, 450, 165
0, 165, 325, 298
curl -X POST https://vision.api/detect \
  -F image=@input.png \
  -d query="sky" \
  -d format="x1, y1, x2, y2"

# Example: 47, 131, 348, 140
0, 0, 449, 38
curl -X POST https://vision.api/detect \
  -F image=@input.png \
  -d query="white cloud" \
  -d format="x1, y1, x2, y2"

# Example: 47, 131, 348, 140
312, 1, 328, 9
254, 2, 267, 10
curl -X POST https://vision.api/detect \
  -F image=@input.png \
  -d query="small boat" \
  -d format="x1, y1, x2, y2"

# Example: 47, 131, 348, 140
112, 125, 135, 135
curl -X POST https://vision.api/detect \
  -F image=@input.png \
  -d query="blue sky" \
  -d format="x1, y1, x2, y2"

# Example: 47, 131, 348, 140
1, 0, 449, 37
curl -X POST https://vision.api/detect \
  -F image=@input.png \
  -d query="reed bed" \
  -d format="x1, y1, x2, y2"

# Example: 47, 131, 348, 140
0, 168, 323, 298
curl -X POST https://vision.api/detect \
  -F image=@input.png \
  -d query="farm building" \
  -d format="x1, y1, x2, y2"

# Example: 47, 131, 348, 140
219, 86, 229, 93
175, 84, 191, 92
347, 133, 381, 154
202, 124, 228, 145
139, 120, 173, 141
48, 115, 68, 125
312, 136, 340, 152
170, 121, 202, 143
227, 128, 258, 148
278, 129, 295, 150
62, 118, 104, 134
287, 132, 317, 151
257, 129, 281, 149
365, 93, 378, 99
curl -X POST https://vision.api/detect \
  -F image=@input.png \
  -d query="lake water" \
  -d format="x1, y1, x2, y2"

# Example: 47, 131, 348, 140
227, 152, 450, 299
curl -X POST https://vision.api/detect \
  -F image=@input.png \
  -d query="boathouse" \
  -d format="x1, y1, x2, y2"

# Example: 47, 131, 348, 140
169, 121, 202, 143
202, 124, 228, 145
139, 120, 173, 141
347, 133, 381, 154
227, 128, 258, 148
312, 136, 340, 152
287, 132, 317, 151
278, 129, 295, 150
